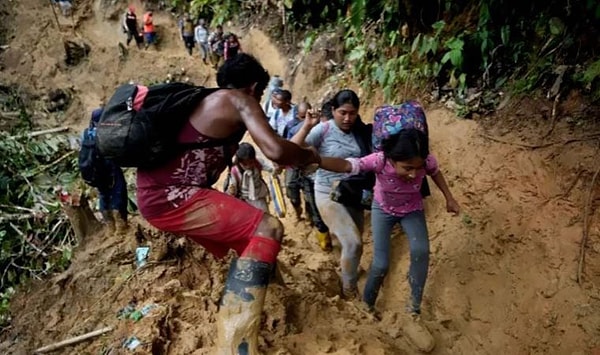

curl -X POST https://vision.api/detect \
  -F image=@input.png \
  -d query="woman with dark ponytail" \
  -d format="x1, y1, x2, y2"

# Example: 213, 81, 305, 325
291, 89, 372, 299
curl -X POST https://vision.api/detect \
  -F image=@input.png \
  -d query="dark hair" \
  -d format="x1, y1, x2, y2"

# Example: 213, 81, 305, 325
382, 129, 429, 162
216, 53, 270, 93
320, 100, 334, 121
331, 89, 360, 110
275, 89, 292, 102
216, 25, 223, 30
235, 143, 256, 161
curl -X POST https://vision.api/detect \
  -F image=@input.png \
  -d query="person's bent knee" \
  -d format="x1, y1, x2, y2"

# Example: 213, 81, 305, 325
370, 262, 389, 277
343, 238, 363, 258
254, 214, 284, 242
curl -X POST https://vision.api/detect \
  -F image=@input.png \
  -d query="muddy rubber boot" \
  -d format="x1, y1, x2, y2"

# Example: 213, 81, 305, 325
315, 231, 332, 252
401, 313, 435, 353
216, 258, 272, 355
101, 211, 116, 235
112, 210, 128, 235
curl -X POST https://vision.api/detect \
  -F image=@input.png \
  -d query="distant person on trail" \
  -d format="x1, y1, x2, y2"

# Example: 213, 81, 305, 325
135, 54, 320, 354
84, 108, 129, 235
318, 127, 459, 352
179, 14, 195, 55
225, 143, 272, 212
142, 11, 157, 49
194, 18, 210, 64
283, 101, 332, 251
223, 33, 241, 61
123, 6, 143, 49
262, 75, 283, 120
208, 25, 225, 68
291, 90, 372, 300
53, 0, 72, 17
269, 89, 296, 137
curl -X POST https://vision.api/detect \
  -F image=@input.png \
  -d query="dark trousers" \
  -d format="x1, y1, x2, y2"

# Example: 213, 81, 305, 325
183, 35, 195, 55
285, 168, 328, 233
98, 165, 128, 221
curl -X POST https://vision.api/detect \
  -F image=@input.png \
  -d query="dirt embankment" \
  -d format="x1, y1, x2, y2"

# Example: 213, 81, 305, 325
1, 0, 600, 354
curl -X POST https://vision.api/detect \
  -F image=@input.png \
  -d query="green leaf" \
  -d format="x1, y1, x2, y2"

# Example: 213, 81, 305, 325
441, 52, 451, 64
500, 25, 510, 46
347, 46, 366, 62
411, 34, 421, 54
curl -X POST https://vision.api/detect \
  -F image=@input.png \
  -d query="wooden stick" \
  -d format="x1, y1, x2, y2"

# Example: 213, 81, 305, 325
48, 0, 61, 31
577, 162, 600, 285
9, 127, 69, 139
34, 326, 113, 353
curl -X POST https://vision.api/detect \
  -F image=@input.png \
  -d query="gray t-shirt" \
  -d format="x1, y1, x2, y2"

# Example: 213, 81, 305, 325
305, 121, 361, 194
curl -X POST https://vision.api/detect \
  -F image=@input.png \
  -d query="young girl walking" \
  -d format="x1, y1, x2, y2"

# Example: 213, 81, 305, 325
319, 128, 459, 352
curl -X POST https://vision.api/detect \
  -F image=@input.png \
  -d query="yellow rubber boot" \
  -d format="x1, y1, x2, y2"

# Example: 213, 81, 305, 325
315, 230, 332, 252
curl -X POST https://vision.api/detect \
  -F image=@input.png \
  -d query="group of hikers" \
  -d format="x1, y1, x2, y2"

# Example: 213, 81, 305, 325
82, 51, 459, 353
224, 76, 334, 251
123, 5, 242, 67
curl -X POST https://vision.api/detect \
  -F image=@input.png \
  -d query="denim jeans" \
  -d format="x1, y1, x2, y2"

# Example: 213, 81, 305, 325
98, 165, 128, 221
315, 191, 364, 290
198, 42, 209, 60
363, 202, 429, 313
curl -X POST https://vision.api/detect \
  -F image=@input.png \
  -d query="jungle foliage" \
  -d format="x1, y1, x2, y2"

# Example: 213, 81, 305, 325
172, 0, 600, 107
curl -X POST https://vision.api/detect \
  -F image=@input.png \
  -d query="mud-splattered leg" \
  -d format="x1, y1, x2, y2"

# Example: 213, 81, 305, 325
314, 191, 364, 295
216, 214, 283, 355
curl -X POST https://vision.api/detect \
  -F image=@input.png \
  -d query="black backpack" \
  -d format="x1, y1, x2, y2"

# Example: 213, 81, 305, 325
96, 83, 231, 169
79, 126, 112, 188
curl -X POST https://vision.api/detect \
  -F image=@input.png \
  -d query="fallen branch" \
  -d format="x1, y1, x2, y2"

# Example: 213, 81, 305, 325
543, 93, 561, 139
9, 222, 48, 257
34, 326, 113, 353
480, 133, 600, 149
0, 204, 37, 213
27, 151, 76, 176
577, 162, 600, 285
0, 111, 22, 119
9, 127, 69, 139
0, 213, 38, 223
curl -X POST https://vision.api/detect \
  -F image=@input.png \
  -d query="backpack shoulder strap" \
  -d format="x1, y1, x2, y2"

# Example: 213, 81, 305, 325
319, 121, 331, 146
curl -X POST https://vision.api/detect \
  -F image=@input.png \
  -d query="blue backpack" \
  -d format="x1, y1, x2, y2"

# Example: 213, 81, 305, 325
79, 126, 112, 188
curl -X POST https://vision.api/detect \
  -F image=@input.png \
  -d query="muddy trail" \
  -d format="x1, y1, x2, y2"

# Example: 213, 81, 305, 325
1, 0, 600, 354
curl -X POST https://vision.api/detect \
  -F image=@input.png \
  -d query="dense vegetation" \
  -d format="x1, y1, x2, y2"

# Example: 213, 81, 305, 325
0, 87, 79, 326
180, 0, 599, 110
